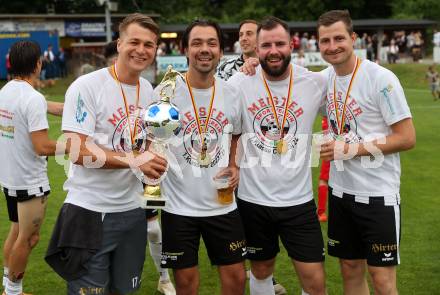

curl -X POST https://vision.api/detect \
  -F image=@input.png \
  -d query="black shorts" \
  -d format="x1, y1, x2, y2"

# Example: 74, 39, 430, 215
161, 209, 246, 269
145, 209, 159, 219
237, 198, 325, 262
327, 187, 401, 266
3, 187, 50, 222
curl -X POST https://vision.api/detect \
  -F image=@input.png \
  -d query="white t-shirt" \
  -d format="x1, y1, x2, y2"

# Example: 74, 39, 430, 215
0, 80, 50, 192
228, 65, 327, 207
62, 68, 153, 213
324, 59, 412, 201
153, 78, 242, 217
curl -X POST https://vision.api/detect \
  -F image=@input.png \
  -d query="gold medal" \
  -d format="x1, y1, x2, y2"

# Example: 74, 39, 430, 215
197, 153, 212, 167
262, 66, 294, 155
186, 74, 216, 168
332, 57, 361, 137
112, 64, 141, 152
276, 139, 288, 154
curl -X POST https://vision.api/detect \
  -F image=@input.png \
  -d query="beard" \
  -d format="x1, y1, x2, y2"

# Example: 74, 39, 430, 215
260, 53, 291, 77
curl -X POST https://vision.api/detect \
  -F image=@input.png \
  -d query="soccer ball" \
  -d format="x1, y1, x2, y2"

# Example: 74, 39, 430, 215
143, 101, 182, 142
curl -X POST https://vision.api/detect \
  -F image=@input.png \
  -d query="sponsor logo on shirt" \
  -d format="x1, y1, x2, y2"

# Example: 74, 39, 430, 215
380, 84, 395, 115
75, 93, 88, 123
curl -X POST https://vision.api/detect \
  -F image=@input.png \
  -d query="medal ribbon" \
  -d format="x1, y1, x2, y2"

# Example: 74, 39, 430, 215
332, 57, 361, 135
261, 66, 293, 139
185, 74, 216, 152
111, 64, 141, 149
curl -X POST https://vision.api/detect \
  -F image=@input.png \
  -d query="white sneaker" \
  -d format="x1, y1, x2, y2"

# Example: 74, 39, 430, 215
157, 279, 176, 295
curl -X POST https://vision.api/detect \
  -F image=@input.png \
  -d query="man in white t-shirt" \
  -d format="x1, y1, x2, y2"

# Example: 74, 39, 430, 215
317, 10, 416, 295
158, 20, 246, 295
45, 14, 168, 294
0, 41, 60, 295
228, 17, 327, 295
101, 39, 176, 295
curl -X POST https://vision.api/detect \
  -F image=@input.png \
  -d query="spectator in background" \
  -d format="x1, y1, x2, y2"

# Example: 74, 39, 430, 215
434, 29, 440, 47
308, 35, 318, 52
292, 32, 300, 52
233, 39, 241, 54
426, 65, 440, 101
57, 47, 67, 78
387, 39, 399, 64
354, 34, 362, 49
361, 33, 368, 49
170, 42, 180, 55
43, 44, 56, 86
5, 49, 12, 81
295, 49, 306, 67
406, 31, 415, 56
366, 36, 375, 61
301, 32, 309, 51
412, 31, 423, 62
157, 41, 167, 56
103, 40, 118, 66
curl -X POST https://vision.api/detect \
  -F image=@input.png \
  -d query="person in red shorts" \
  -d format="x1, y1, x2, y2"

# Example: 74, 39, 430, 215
317, 117, 330, 222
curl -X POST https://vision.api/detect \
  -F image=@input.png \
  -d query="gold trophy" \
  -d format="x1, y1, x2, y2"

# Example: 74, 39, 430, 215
141, 65, 184, 208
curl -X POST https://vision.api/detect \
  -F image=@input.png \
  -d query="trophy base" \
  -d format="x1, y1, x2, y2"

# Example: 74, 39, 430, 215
139, 195, 167, 209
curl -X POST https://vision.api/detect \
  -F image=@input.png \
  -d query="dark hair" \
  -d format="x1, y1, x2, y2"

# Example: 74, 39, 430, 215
239, 19, 258, 31
317, 10, 353, 35
9, 40, 41, 77
257, 16, 290, 37
182, 19, 224, 51
119, 13, 160, 41
104, 40, 118, 59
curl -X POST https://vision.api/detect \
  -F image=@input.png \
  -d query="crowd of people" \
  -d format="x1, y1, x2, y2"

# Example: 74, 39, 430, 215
0, 9, 418, 295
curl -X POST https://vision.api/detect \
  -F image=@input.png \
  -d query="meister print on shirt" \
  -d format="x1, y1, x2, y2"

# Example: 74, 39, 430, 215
326, 91, 363, 143
246, 95, 304, 154
107, 104, 146, 153
181, 108, 229, 168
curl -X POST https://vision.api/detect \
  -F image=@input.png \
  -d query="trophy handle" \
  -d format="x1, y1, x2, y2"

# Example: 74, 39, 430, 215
159, 65, 186, 103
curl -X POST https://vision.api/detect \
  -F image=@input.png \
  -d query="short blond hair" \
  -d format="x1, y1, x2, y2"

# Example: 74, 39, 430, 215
119, 13, 159, 40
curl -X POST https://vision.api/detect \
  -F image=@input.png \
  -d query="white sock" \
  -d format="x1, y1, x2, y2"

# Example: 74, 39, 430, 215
301, 290, 310, 295
147, 218, 170, 282
3, 267, 8, 287
5, 277, 22, 295
249, 271, 275, 295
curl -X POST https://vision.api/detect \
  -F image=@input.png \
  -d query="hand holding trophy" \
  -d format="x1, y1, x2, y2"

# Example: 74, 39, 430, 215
140, 65, 184, 208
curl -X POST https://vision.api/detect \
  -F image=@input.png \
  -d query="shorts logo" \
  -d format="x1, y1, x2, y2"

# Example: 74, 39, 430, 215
229, 240, 246, 252
327, 239, 340, 247
79, 287, 105, 295
246, 246, 263, 254
384, 252, 392, 258
371, 243, 398, 253
162, 251, 184, 263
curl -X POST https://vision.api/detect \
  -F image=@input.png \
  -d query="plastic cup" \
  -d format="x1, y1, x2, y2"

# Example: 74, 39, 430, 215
213, 174, 234, 205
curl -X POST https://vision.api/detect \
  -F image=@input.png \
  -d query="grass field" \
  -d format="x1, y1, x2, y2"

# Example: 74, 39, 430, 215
1, 63, 439, 294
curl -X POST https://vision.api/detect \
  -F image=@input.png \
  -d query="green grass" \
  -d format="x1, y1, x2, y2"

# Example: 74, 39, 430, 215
1, 63, 439, 294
